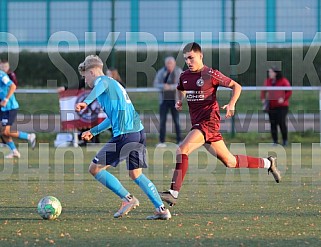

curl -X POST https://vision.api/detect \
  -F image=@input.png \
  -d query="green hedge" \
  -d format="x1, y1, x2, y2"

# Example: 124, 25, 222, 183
1, 46, 321, 87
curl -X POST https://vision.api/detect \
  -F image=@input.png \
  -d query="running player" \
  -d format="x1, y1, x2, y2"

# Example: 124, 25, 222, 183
0, 69, 36, 158
75, 55, 171, 220
159, 42, 281, 207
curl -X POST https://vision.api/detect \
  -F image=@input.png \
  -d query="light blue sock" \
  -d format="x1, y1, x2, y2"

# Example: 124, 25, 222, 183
94, 170, 129, 199
18, 132, 29, 140
6, 141, 16, 151
134, 174, 163, 208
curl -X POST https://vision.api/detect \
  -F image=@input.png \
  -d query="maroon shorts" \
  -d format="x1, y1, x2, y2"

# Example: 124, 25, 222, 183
191, 120, 223, 143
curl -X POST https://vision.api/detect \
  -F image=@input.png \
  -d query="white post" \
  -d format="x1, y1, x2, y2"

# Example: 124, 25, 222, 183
73, 132, 79, 147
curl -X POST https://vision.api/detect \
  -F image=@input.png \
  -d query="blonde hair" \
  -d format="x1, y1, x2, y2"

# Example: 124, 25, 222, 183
78, 55, 103, 73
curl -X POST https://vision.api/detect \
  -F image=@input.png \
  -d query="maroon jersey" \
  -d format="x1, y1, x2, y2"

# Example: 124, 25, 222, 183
177, 66, 232, 126
8, 71, 18, 87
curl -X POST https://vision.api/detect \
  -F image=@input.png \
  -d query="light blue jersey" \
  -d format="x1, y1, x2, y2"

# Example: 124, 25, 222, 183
0, 70, 19, 111
84, 76, 144, 137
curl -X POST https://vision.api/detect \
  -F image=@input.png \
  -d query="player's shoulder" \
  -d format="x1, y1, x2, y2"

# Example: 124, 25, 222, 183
206, 67, 227, 79
180, 69, 191, 78
204, 66, 219, 74
0, 70, 11, 84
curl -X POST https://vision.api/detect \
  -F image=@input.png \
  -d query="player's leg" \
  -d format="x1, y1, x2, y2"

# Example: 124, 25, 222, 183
1, 125, 20, 158
160, 128, 205, 206
2, 110, 36, 150
130, 168, 171, 220
205, 140, 281, 183
0, 110, 19, 158
91, 136, 139, 218
128, 129, 171, 220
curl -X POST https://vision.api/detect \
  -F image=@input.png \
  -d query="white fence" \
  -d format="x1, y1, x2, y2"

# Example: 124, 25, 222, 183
16, 86, 321, 142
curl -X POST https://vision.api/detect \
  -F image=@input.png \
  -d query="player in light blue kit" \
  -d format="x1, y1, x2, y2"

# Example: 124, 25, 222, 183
0, 70, 36, 158
75, 55, 171, 220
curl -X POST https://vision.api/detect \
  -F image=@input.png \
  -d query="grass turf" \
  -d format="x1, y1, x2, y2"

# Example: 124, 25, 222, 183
1, 138, 321, 246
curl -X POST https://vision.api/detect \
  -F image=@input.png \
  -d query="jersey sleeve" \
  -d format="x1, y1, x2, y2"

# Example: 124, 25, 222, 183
176, 73, 185, 91
211, 70, 232, 87
1, 74, 12, 86
90, 117, 111, 136
84, 77, 109, 105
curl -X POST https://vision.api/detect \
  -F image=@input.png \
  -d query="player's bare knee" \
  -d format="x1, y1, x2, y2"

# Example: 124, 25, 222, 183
2, 129, 11, 136
129, 169, 142, 180
176, 145, 188, 156
88, 163, 100, 176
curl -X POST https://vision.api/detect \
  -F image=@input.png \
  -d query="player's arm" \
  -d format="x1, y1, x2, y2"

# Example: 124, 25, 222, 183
83, 79, 108, 105
75, 78, 109, 112
176, 89, 186, 111
221, 80, 242, 118
228, 79, 242, 107
1, 82, 16, 107
90, 118, 112, 136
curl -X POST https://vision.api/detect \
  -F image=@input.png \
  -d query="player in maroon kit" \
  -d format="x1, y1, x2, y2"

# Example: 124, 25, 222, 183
159, 42, 281, 206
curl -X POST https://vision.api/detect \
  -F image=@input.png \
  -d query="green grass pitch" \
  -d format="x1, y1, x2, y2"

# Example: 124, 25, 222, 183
1, 140, 321, 246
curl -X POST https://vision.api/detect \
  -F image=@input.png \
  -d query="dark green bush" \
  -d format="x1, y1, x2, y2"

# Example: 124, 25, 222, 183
1, 46, 321, 87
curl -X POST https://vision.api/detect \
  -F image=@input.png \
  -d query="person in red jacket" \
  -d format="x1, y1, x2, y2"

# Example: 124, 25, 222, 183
261, 67, 292, 146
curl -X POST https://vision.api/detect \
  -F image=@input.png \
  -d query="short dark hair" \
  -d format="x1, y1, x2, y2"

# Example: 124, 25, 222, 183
271, 66, 283, 80
183, 42, 202, 53
0, 58, 8, 63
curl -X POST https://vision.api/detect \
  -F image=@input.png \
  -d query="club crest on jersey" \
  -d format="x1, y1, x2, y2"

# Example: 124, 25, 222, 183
196, 77, 204, 87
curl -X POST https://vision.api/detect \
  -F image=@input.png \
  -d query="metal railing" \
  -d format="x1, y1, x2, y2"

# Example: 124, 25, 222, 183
16, 86, 321, 140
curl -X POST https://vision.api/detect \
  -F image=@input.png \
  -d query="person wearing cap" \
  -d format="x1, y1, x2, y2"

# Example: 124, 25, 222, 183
261, 67, 292, 146
75, 55, 171, 220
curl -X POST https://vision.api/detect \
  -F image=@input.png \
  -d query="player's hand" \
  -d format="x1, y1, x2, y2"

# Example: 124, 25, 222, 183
175, 100, 183, 111
221, 104, 235, 118
0, 100, 8, 107
81, 130, 93, 141
75, 102, 88, 112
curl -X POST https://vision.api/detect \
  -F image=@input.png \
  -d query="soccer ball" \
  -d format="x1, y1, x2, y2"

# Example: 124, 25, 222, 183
37, 196, 62, 220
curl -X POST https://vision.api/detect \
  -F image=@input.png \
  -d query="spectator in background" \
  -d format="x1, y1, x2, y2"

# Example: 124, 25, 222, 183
153, 56, 182, 148
261, 67, 292, 146
107, 67, 125, 88
0, 59, 18, 87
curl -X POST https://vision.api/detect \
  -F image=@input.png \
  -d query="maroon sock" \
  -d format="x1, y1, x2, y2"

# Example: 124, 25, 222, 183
170, 154, 189, 192
234, 155, 264, 168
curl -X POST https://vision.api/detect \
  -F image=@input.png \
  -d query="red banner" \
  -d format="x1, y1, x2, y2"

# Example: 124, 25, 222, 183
58, 89, 106, 131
